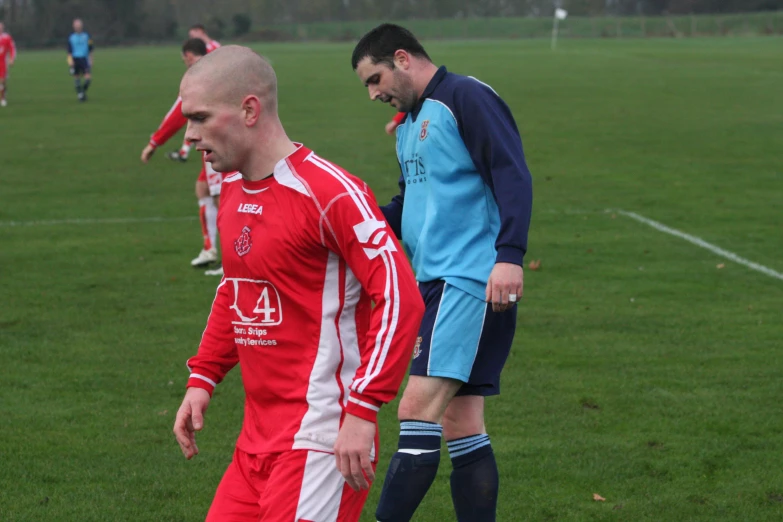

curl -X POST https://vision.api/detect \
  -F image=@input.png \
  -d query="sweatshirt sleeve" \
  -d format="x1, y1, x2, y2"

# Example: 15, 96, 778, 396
453, 79, 533, 265
379, 172, 405, 240
185, 279, 239, 395
322, 180, 424, 423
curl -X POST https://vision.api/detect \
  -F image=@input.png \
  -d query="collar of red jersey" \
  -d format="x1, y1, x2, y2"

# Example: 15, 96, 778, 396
273, 142, 311, 175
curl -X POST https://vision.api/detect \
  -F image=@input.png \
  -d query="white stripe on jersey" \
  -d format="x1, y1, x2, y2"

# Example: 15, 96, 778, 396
293, 251, 344, 452
283, 153, 338, 248
338, 266, 362, 408
308, 155, 374, 222
274, 155, 310, 196
354, 247, 400, 394
189, 373, 217, 388
223, 173, 242, 184
348, 396, 380, 412
303, 155, 400, 396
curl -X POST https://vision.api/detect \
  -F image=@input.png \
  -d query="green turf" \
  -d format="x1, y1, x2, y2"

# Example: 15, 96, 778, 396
1, 37, 782, 521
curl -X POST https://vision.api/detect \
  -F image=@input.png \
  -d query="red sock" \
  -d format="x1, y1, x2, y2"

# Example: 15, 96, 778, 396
199, 201, 212, 250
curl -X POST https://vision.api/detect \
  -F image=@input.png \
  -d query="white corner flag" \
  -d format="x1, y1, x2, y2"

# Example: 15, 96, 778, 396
551, 8, 568, 50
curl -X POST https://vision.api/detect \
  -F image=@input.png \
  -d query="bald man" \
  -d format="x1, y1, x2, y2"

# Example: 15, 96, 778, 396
171, 46, 424, 522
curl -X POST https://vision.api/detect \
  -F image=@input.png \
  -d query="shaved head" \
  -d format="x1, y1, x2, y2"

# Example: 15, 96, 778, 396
180, 45, 294, 178
183, 45, 277, 114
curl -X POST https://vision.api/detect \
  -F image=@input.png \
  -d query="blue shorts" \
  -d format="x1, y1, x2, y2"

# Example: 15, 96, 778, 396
410, 280, 516, 396
73, 57, 91, 75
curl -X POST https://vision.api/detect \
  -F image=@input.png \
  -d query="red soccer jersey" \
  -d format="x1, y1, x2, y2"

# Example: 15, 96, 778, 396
186, 144, 424, 456
206, 39, 221, 53
0, 32, 16, 77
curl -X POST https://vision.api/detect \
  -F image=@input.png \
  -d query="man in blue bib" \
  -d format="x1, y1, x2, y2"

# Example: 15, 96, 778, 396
67, 18, 93, 102
352, 24, 533, 522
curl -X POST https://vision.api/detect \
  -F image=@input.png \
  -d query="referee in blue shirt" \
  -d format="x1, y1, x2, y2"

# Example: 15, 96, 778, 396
67, 18, 93, 102
352, 24, 533, 522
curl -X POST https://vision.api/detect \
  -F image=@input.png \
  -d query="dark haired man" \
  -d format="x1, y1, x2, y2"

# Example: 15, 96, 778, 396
352, 23, 534, 522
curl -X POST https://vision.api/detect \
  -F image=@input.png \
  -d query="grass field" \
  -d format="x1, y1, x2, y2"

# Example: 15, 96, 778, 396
1, 36, 782, 521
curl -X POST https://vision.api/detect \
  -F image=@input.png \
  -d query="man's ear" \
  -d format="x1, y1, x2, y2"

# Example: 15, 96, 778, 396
243, 95, 262, 127
393, 49, 411, 70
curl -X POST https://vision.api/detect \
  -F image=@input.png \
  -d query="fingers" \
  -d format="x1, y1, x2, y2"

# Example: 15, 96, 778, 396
335, 449, 372, 491
360, 452, 375, 485
173, 411, 197, 459
173, 400, 205, 460
339, 452, 358, 491
350, 452, 370, 491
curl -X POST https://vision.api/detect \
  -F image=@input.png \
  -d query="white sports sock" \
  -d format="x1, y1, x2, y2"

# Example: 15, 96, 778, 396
204, 197, 218, 251
179, 143, 191, 159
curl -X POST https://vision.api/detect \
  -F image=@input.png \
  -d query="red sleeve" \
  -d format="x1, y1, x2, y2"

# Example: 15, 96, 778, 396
149, 97, 187, 148
185, 278, 239, 396
392, 112, 406, 125
322, 180, 424, 423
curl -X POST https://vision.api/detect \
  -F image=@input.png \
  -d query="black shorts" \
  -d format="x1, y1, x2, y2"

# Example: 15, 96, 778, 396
410, 280, 517, 397
73, 57, 91, 75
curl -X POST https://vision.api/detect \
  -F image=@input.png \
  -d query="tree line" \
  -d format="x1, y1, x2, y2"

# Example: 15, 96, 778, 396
1, 0, 781, 46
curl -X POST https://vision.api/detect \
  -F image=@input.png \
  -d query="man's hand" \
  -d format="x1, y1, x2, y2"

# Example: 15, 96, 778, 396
384, 120, 399, 135
141, 144, 156, 163
173, 387, 211, 459
485, 262, 523, 312
333, 413, 376, 491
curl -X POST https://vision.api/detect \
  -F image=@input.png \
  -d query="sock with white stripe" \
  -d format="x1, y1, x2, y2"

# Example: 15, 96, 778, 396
375, 420, 442, 522
447, 434, 498, 522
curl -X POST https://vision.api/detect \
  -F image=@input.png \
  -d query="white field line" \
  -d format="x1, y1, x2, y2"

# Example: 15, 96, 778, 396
612, 209, 783, 282
0, 216, 197, 227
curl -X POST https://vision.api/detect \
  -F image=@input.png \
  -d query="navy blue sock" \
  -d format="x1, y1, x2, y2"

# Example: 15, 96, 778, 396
83, 79, 91, 92
375, 420, 443, 522
447, 434, 499, 522
74, 78, 82, 93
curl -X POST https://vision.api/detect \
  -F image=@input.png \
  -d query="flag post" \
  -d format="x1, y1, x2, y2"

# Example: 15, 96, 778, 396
551, 8, 568, 50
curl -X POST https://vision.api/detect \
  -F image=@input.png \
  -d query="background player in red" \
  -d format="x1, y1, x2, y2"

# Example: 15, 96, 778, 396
140, 38, 231, 272
165, 24, 221, 163
385, 111, 406, 134
0, 22, 17, 107
172, 45, 424, 522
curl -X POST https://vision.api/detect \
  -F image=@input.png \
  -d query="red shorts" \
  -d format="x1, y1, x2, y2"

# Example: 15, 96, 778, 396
205, 448, 372, 522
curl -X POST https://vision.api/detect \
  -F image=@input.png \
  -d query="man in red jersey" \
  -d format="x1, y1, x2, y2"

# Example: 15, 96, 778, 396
0, 22, 17, 107
164, 24, 222, 163
189, 23, 221, 53
172, 45, 424, 521
141, 38, 232, 272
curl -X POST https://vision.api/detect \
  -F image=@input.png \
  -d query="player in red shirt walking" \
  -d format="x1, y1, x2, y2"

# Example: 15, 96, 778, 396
141, 38, 232, 272
163, 23, 223, 163
172, 45, 424, 521
0, 22, 17, 107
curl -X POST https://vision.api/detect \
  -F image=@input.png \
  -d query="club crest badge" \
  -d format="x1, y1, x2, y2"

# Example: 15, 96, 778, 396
234, 226, 252, 257
419, 120, 429, 141
412, 336, 423, 359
